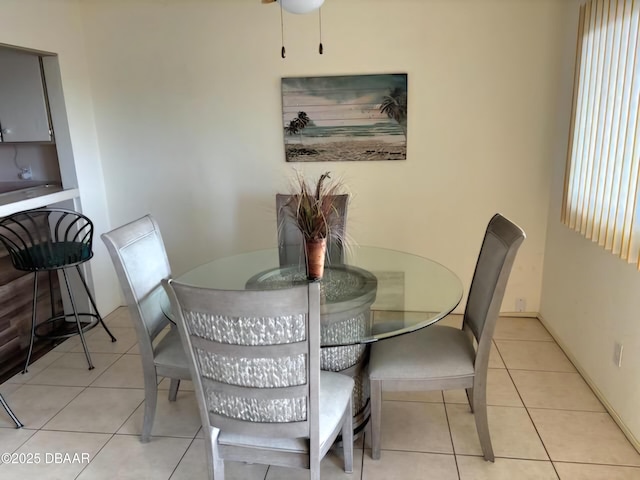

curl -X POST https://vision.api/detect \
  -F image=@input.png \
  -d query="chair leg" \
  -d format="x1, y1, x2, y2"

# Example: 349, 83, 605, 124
207, 427, 225, 480
142, 374, 159, 443
75, 266, 117, 343
168, 379, 180, 402
465, 387, 474, 413
310, 454, 320, 480
23, 273, 39, 374
62, 269, 94, 370
309, 407, 321, 480
0, 393, 23, 428
48, 271, 56, 318
341, 397, 354, 473
370, 378, 383, 460
472, 384, 494, 462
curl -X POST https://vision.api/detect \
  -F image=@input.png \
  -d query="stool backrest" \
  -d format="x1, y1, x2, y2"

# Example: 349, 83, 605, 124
0, 208, 93, 271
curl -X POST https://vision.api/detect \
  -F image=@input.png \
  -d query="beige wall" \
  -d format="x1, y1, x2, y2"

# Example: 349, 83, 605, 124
80, 0, 575, 315
541, 222, 640, 446
540, 8, 640, 444
0, 0, 122, 314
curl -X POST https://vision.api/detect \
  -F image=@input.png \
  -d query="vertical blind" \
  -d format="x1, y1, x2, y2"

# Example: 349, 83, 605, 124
562, 0, 640, 266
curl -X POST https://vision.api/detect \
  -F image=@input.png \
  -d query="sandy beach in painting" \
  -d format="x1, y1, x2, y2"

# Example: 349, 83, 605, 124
285, 138, 406, 162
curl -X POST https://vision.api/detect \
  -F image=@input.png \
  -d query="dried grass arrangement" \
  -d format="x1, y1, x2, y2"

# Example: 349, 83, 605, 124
284, 171, 345, 241
282, 171, 346, 279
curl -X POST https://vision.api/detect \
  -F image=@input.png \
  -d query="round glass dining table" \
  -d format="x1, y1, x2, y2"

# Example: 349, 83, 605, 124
165, 246, 463, 345
163, 246, 463, 434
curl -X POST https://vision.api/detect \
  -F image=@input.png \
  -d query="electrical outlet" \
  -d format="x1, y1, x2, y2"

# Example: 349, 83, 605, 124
18, 166, 32, 180
515, 298, 526, 312
614, 342, 623, 368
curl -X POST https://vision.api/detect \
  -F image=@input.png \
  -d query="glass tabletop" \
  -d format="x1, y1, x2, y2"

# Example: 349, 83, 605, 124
163, 246, 463, 346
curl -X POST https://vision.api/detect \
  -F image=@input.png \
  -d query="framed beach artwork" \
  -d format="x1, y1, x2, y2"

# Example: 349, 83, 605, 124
281, 73, 407, 162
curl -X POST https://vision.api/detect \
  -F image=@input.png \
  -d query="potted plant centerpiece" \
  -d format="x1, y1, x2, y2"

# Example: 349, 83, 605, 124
284, 171, 345, 280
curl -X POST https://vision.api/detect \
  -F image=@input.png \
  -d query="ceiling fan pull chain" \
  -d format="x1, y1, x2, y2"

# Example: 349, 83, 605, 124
281, 1, 286, 58
318, 8, 323, 54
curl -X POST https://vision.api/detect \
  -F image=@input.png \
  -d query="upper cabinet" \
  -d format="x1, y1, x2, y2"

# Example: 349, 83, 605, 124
0, 48, 52, 143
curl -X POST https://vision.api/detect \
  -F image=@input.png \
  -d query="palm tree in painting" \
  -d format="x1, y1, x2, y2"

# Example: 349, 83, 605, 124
296, 111, 310, 129
380, 87, 407, 138
284, 111, 311, 142
284, 120, 300, 136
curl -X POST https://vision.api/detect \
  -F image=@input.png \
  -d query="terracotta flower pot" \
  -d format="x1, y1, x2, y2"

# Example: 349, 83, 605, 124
305, 238, 327, 280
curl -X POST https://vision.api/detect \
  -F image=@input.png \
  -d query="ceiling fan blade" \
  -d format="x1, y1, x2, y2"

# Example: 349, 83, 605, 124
261, 0, 277, 3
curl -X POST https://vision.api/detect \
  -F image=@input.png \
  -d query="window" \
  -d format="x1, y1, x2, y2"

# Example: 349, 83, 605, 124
562, 0, 640, 266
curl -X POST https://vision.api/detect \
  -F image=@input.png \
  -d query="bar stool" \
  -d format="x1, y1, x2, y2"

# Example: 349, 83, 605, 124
0, 393, 23, 428
0, 208, 116, 372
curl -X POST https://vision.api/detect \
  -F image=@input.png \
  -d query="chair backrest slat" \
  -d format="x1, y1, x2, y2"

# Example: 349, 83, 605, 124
190, 335, 307, 358
202, 377, 309, 401
166, 280, 321, 440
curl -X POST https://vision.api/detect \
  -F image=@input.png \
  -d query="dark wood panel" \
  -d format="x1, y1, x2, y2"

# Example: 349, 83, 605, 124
0, 336, 20, 361
0, 267, 63, 380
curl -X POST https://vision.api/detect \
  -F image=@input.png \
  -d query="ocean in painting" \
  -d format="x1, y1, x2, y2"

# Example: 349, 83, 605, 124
284, 123, 406, 162
287, 123, 405, 140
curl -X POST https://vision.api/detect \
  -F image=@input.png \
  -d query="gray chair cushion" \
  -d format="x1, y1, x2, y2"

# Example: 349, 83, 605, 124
369, 325, 475, 381
153, 328, 189, 370
219, 371, 354, 452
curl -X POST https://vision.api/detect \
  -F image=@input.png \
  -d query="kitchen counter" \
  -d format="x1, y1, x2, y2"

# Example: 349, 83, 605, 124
0, 183, 79, 217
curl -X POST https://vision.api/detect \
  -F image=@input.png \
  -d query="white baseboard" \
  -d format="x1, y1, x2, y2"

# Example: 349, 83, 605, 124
499, 311, 539, 318
453, 311, 539, 318
536, 313, 640, 454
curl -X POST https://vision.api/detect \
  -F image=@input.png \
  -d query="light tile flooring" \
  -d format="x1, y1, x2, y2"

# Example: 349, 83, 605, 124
1, 309, 640, 479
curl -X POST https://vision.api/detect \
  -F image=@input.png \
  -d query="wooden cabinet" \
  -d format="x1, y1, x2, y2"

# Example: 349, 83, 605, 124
0, 48, 52, 143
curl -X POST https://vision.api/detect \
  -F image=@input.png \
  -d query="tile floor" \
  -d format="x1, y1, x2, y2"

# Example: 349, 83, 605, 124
1, 309, 639, 479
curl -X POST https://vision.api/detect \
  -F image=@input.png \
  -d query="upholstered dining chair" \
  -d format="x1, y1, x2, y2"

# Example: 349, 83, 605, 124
101, 215, 190, 443
163, 279, 354, 480
276, 193, 349, 266
368, 213, 525, 462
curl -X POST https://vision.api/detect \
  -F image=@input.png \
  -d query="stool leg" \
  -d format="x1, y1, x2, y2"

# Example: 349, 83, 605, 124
62, 268, 94, 370
48, 270, 56, 319
23, 272, 38, 374
47, 271, 58, 349
75, 265, 117, 343
0, 394, 23, 428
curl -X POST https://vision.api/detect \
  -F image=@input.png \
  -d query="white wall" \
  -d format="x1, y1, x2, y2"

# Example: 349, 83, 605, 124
80, 0, 576, 314
540, 3, 640, 444
0, 0, 121, 314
